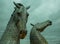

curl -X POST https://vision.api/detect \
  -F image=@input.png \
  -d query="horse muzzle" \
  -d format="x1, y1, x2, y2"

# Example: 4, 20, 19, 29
20, 30, 27, 39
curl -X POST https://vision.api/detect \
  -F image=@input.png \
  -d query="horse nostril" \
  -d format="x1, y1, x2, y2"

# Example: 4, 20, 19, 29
20, 31, 23, 34
49, 21, 52, 25
20, 30, 27, 35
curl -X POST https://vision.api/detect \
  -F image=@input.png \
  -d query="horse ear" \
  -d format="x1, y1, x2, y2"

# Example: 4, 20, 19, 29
26, 6, 30, 10
13, 2, 20, 8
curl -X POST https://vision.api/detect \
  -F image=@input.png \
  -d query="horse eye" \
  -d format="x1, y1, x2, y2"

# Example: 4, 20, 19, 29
17, 12, 21, 16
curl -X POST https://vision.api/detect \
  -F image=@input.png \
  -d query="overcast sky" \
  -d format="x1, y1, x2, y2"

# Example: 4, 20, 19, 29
0, 0, 60, 44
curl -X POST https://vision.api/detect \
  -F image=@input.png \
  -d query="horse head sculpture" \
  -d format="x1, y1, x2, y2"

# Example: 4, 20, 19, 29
13, 2, 30, 39
0, 2, 30, 44
30, 20, 52, 44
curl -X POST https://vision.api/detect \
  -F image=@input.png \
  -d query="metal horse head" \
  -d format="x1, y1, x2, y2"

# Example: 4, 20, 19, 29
13, 2, 30, 39
30, 20, 52, 44
31, 20, 52, 32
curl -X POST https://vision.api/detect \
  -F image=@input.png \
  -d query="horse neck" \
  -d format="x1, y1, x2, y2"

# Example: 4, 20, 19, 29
30, 27, 48, 44
2, 14, 20, 38
30, 23, 49, 44
0, 18, 20, 44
